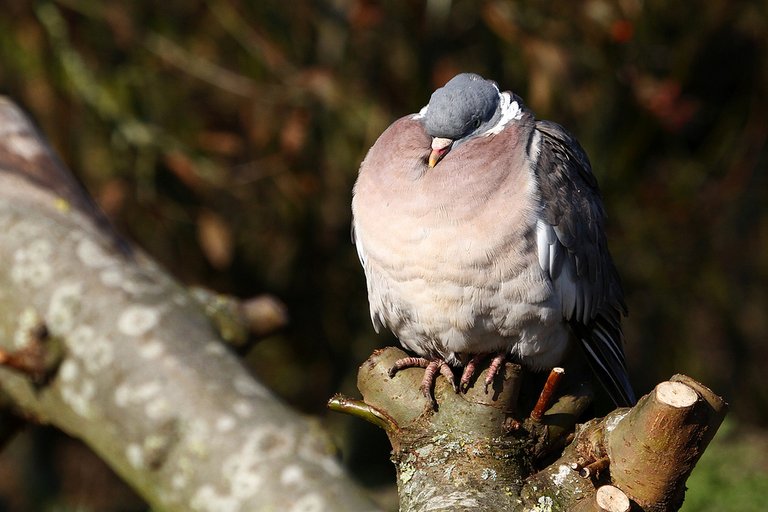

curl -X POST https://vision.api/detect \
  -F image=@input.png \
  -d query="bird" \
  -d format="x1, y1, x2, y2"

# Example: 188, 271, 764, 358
351, 72, 635, 407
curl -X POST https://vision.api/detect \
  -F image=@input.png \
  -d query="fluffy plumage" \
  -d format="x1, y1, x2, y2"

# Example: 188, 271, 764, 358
352, 73, 635, 406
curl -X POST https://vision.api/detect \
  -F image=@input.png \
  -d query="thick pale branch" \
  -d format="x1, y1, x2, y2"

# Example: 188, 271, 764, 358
0, 97, 377, 511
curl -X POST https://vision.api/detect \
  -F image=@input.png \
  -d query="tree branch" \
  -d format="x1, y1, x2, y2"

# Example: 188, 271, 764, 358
0, 97, 378, 511
337, 346, 727, 511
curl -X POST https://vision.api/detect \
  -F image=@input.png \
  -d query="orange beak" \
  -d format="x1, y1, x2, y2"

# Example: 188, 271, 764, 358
428, 137, 453, 167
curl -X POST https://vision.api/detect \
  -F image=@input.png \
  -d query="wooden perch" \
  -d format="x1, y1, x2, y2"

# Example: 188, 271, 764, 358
355, 347, 529, 511
0, 98, 377, 511
333, 346, 727, 511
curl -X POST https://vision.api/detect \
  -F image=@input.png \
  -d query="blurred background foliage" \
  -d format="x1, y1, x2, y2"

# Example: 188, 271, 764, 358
0, 0, 766, 510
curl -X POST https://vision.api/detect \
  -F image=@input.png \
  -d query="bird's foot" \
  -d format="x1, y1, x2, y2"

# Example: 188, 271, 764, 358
459, 352, 507, 393
459, 354, 486, 392
389, 356, 456, 407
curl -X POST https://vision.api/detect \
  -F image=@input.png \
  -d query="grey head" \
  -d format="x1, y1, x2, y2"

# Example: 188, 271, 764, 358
421, 73, 504, 166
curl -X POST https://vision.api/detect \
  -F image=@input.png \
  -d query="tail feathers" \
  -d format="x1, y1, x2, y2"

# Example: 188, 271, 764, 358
572, 315, 636, 407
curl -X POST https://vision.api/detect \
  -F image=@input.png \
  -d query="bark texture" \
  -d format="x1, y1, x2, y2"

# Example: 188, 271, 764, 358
339, 347, 727, 512
0, 98, 378, 511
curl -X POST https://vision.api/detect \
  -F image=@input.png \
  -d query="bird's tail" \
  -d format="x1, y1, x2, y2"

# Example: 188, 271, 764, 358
571, 314, 636, 407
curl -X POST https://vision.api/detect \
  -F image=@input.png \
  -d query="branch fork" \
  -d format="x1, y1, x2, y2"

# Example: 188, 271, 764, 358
331, 347, 728, 511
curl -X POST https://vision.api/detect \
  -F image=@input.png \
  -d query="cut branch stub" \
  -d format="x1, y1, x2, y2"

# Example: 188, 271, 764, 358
595, 485, 631, 512
189, 287, 288, 352
518, 376, 727, 512
0, 319, 62, 386
605, 379, 728, 511
570, 485, 631, 512
357, 347, 530, 511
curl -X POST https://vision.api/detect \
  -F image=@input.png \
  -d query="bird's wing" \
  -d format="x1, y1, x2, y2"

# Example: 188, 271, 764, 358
351, 219, 385, 334
531, 119, 635, 406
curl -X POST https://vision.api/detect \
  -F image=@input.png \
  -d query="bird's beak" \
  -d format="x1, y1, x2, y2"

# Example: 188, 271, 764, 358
428, 137, 453, 167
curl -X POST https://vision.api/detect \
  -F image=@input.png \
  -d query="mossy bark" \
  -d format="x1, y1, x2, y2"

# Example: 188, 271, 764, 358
358, 348, 532, 510
341, 346, 727, 512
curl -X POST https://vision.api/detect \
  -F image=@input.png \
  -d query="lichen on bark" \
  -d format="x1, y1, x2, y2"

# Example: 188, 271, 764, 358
0, 97, 378, 512
337, 346, 727, 512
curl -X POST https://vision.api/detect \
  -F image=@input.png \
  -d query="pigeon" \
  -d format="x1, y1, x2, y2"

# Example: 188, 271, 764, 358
351, 73, 635, 407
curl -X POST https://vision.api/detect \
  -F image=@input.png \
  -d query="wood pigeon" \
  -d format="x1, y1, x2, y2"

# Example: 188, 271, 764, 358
352, 73, 635, 407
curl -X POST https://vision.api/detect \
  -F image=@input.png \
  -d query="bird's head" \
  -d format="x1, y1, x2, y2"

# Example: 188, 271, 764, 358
421, 73, 503, 167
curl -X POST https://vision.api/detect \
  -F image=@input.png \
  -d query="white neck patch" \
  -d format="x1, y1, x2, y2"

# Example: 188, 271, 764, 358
483, 91, 523, 136
412, 104, 429, 120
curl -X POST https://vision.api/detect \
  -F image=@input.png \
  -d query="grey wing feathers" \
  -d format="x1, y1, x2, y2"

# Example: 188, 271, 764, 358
532, 120, 635, 406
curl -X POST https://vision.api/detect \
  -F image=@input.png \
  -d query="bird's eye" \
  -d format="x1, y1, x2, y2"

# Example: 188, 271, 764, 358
473, 118, 481, 129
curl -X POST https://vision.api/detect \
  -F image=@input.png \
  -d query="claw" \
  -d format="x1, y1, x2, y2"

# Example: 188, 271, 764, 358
389, 356, 431, 378
484, 353, 507, 393
389, 356, 456, 407
460, 354, 487, 392
419, 360, 441, 401
438, 361, 457, 392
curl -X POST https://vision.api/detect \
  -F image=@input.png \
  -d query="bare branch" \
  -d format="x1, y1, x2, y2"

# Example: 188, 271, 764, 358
0, 97, 378, 511
342, 345, 727, 511
327, 394, 399, 433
